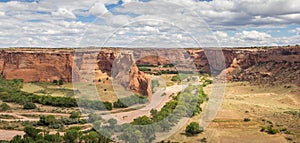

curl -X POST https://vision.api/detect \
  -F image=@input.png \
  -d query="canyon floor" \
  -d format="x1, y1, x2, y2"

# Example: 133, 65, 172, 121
167, 82, 300, 143
0, 79, 299, 142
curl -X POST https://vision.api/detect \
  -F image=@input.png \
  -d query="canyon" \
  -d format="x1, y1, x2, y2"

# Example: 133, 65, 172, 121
0, 45, 299, 96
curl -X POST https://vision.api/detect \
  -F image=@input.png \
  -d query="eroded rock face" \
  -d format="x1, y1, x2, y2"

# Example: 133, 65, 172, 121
134, 46, 300, 85
111, 51, 151, 96
0, 48, 152, 96
0, 46, 299, 97
189, 46, 300, 85
0, 49, 74, 82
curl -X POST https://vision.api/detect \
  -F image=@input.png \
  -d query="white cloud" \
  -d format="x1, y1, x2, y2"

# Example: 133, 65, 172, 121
236, 30, 272, 41
52, 8, 76, 19
122, 0, 139, 5
89, 2, 109, 16
0, 0, 299, 47
214, 31, 228, 38
105, 14, 131, 26
289, 28, 300, 35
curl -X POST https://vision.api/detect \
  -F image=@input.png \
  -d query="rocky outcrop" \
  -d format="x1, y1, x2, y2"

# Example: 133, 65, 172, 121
189, 46, 300, 85
110, 51, 151, 96
221, 46, 300, 86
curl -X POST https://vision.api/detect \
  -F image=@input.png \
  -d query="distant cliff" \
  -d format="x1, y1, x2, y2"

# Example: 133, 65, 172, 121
0, 46, 299, 97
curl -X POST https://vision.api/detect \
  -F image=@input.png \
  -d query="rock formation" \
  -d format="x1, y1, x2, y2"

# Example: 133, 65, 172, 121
0, 48, 152, 96
0, 45, 299, 97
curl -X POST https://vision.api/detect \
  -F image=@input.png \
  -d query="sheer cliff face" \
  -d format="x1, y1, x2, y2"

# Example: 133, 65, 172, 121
197, 46, 299, 85
0, 46, 299, 96
0, 49, 152, 96
221, 47, 300, 86
135, 46, 300, 85
0, 50, 73, 82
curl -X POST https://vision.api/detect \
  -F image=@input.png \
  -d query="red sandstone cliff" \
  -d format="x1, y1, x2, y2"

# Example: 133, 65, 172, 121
0, 46, 299, 96
0, 49, 74, 82
0, 48, 152, 96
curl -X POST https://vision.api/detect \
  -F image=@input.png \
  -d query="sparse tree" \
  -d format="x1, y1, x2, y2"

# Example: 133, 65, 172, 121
70, 111, 81, 119
23, 102, 36, 110
185, 122, 203, 135
58, 79, 64, 85
0, 103, 10, 111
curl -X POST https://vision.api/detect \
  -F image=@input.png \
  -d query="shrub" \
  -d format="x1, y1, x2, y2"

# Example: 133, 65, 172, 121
23, 102, 36, 109
113, 95, 148, 108
185, 122, 203, 135
267, 127, 279, 134
58, 79, 64, 85
52, 80, 58, 85
69, 111, 81, 119
243, 118, 250, 122
138, 67, 151, 72
260, 127, 266, 132
171, 75, 181, 82
0, 103, 10, 111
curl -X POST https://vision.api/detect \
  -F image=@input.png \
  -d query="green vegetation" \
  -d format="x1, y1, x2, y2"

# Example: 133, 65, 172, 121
171, 75, 181, 82
78, 100, 112, 111
0, 103, 10, 111
9, 126, 110, 143
163, 64, 175, 68
137, 64, 156, 67
185, 122, 204, 135
52, 80, 58, 85
202, 79, 212, 87
0, 114, 16, 119
37, 115, 87, 129
23, 102, 37, 110
267, 127, 279, 135
58, 79, 64, 86
120, 83, 209, 142
132, 116, 153, 125
0, 78, 113, 111
0, 78, 77, 108
138, 67, 151, 72
37, 115, 62, 129
283, 110, 299, 116
52, 79, 64, 85
260, 126, 266, 132
170, 74, 192, 82
69, 111, 81, 119
243, 118, 250, 122
113, 95, 148, 108
155, 70, 179, 75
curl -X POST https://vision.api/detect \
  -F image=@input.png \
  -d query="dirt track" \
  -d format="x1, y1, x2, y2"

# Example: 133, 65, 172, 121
102, 84, 187, 124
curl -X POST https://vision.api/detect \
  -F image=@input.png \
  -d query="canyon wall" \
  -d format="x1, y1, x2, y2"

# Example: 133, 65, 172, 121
0, 45, 299, 97
189, 46, 300, 85
0, 48, 152, 96
134, 46, 300, 85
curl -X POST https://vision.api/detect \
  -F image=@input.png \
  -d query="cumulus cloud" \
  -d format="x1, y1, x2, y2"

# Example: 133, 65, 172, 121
0, 0, 299, 47
236, 31, 272, 41
214, 31, 228, 38
89, 2, 109, 16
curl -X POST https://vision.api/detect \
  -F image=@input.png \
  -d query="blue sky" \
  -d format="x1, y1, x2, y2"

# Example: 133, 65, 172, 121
0, 0, 299, 47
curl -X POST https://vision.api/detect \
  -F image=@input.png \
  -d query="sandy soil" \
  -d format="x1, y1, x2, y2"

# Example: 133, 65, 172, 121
0, 130, 25, 141
166, 82, 300, 143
